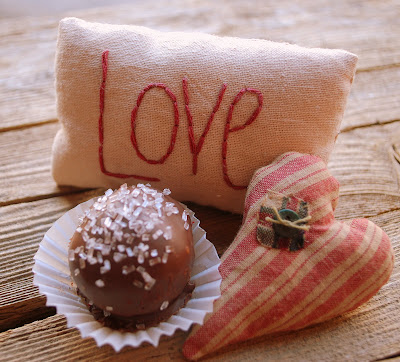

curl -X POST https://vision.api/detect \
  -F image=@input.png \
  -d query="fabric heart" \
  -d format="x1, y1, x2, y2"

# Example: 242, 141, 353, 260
183, 152, 394, 360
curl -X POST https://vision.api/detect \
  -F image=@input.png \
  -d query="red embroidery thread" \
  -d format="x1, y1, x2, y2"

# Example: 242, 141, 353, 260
222, 88, 264, 190
98, 50, 160, 182
131, 83, 180, 164
182, 78, 227, 174
99, 51, 264, 189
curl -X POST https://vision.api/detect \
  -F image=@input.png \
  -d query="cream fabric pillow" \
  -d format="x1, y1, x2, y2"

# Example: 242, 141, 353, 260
52, 17, 357, 213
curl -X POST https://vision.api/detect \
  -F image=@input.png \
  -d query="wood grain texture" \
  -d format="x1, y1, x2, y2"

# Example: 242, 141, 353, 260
1, 0, 399, 129
1, 0, 399, 360
0, 122, 80, 206
0, 190, 98, 331
343, 67, 400, 131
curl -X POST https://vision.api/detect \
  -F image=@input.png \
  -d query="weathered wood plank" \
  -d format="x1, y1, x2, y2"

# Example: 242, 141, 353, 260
0, 208, 398, 361
0, 190, 97, 331
0, 0, 399, 129
343, 67, 400, 131
0, 122, 82, 206
0, 1, 399, 359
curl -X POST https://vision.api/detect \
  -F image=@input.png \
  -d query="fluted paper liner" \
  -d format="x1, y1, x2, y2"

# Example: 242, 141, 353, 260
33, 198, 221, 351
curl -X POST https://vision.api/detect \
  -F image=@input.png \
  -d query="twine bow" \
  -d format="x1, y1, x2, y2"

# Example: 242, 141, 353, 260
265, 206, 312, 231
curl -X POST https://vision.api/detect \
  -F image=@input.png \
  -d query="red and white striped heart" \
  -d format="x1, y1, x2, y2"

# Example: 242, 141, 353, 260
183, 152, 394, 360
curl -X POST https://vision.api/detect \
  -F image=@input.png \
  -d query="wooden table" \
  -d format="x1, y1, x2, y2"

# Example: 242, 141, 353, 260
1, 1, 399, 360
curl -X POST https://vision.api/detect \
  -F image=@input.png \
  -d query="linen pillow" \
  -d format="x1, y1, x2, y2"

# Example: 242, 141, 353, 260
52, 17, 357, 213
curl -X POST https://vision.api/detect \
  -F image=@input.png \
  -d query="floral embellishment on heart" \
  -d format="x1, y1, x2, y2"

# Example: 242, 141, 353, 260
257, 192, 310, 251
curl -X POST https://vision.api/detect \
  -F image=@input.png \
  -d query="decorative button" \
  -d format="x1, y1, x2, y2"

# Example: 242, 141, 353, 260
273, 209, 301, 238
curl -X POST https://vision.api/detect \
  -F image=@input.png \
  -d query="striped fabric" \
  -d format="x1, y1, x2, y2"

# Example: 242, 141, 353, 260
183, 152, 394, 360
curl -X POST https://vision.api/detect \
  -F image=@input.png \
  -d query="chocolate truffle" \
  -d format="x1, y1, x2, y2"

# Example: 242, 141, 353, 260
68, 183, 195, 329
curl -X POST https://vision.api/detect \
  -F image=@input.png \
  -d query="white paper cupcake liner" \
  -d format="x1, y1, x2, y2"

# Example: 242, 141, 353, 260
33, 197, 221, 352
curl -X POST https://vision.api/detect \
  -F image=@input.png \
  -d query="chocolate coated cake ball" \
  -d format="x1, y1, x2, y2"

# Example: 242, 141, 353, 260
68, 183, 195, 330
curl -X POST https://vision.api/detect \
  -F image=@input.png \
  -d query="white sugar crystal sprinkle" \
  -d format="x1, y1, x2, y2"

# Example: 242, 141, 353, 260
160, 301, 169, 311
102, 244, 111, 256
164, 227, 172, 240
144, 282, 155, 291
97, 251, 103, 264
76, 226, 82, 233
125, 236, 134, 244
104, 217, 112, 228
79, 258, 86, 269
117, 244, 126, 252
87, 256, 97, 265
165, 245, 173, 253
182, 210, 187, 221
133, 280, 143, 288
133, 207, 142, 218
105, 188, 113, 196
146, 221, 154, 231
131, 188, 140, 197
87, 247, 94, 258
122, 265, 136, 275
113, 252, 126, 263
142, 271, 155, 287
95, 279, 105, 288
150, 249, 158, 257
68, 250, 75, 261
184, 221, 190, 230
126, 247, 134, 257
74, 268, 80, 276
114, 231, 123, 242
106, 306, 113, 312
138, 243, 149, 251
149, 257, 161, 266
100, 260, 111, 274
162, 188, 171, 195
81, 230, 89, 242
152, 229, 163, 240
138, 254, 144, 264
162, 253, 168, 264
137, 266, 145, 274
142, 234, 150, 241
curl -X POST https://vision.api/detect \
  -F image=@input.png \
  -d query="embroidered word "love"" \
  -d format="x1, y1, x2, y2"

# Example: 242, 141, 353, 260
98, 50, 264, 190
